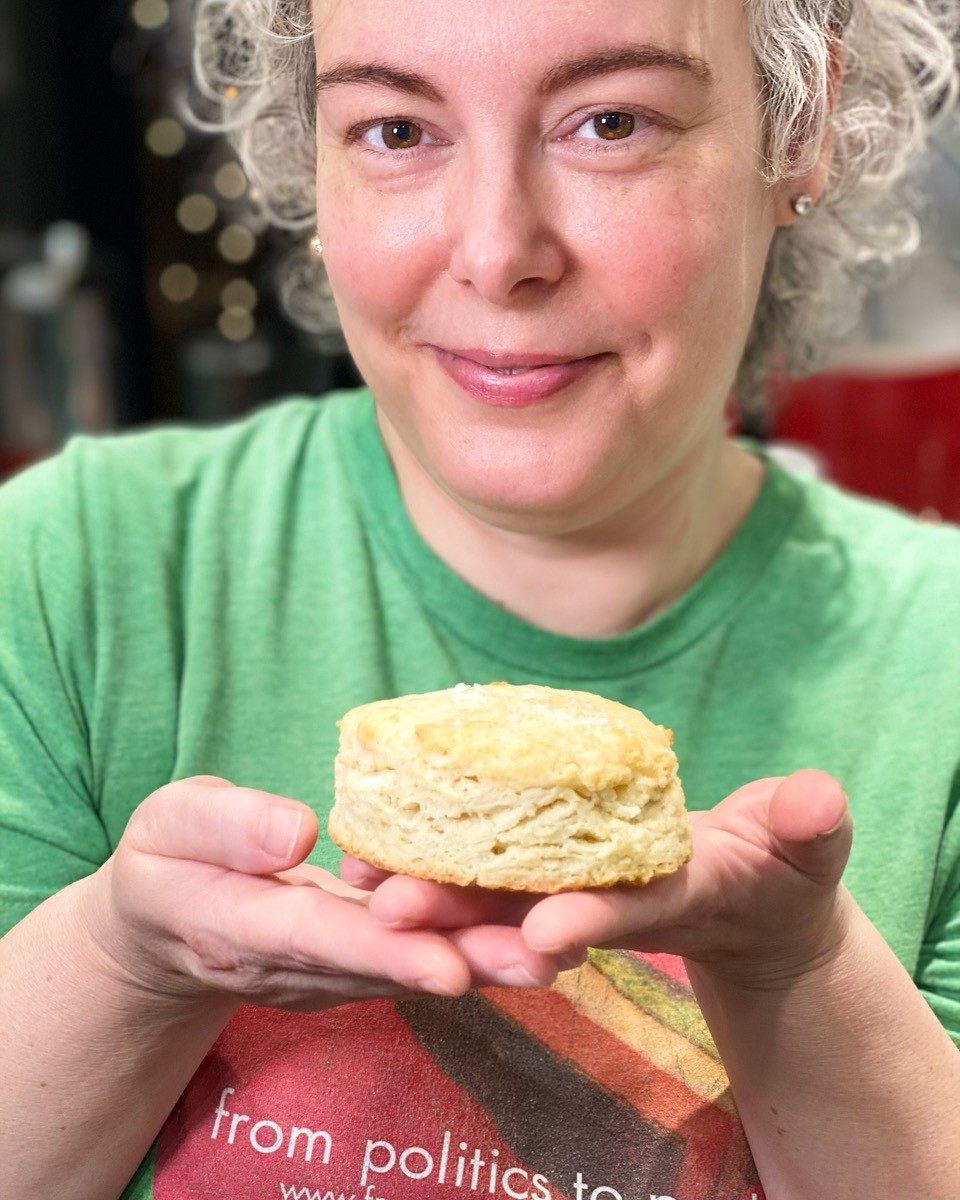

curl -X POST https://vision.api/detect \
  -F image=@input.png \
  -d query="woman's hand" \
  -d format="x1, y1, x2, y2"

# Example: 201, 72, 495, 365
359, 768, 854, 990
81, 776, 563, 1013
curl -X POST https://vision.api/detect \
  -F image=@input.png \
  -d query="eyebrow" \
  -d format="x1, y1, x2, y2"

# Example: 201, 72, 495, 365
315, 42, 713, 104
315, 63, 444, 103
539, 44, 713, 93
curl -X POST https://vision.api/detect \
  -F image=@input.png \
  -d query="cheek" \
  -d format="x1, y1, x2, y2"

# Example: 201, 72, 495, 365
583, 178, 768, 342
317, 164, 442, 332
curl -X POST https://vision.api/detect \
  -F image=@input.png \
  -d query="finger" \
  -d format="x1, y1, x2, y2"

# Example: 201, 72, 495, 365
338, 854, 395, 891
448, 925, 567, 988
125, 778, 319, 875
205, 874, 475, 997
369, 874, 541, 930
204, 874, 564, 994
520, 871, 693, 957
766, 769, 852, 885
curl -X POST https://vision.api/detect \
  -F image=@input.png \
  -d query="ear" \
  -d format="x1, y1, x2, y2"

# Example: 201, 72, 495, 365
774, 37, 846, 227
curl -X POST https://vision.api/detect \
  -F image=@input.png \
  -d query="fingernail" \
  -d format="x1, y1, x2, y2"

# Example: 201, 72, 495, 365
526, 936, 564, 955
496, 964, 540, 987
259, 805, 303, 859
415, 977, 461, 996
559, 949, 588, 971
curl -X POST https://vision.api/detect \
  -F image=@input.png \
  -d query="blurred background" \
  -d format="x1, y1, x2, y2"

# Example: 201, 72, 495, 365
0, 1, 958, 520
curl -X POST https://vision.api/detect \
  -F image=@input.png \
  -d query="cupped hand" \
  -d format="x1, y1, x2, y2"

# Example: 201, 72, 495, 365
81, 776, 562, 1012
362, 769, 855, 990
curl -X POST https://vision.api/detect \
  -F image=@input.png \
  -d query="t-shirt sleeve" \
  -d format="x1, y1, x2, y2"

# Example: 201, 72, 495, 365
915, 767, 960, 1048
0, 443, 111, 938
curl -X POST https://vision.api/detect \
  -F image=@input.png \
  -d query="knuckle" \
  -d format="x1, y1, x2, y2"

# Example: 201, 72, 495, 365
105, 840, 149, 906
124, 779, 192, 850
182, 928, 272, 997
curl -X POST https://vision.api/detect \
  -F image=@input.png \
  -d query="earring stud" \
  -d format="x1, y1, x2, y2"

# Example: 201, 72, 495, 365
791, 193, 814, 217
309, 235, 323, 257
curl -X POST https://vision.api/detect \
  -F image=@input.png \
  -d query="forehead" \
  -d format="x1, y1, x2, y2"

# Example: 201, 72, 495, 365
311, 0, 751, 85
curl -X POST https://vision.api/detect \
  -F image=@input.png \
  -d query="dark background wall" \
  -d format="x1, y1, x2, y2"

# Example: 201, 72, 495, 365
0, 0, 151, 426
0, 0, 358, 477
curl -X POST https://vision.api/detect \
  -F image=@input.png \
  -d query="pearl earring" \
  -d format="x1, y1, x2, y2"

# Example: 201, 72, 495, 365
310, 235, 324, 257
791, 193, 814, 217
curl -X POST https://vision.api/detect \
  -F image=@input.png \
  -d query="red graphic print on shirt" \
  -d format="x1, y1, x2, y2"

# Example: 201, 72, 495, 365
153, 951, 764, 1200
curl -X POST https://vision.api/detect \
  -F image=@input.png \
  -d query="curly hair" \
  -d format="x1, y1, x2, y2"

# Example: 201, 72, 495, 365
186, 0, 959, 415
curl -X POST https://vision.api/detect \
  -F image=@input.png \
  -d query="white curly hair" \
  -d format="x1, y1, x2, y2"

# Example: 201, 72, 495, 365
186, 0, 959, 415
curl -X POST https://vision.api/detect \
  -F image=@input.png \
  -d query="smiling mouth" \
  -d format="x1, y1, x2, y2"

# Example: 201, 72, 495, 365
438, 347, 599, 370
429, 345, 606, 406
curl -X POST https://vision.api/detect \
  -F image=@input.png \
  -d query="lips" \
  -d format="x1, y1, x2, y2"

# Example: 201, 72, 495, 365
430, 346, 605, 406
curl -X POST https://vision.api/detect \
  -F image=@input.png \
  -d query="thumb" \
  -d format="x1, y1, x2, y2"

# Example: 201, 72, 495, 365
766, 768, 852, 886
126, 777, 319, 875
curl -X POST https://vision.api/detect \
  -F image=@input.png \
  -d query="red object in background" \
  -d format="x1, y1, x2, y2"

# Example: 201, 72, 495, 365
769, 368, 960, 524
0, 448, 54, 482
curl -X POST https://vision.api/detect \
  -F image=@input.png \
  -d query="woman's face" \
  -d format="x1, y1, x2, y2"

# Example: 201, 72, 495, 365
313, 0, 784, 531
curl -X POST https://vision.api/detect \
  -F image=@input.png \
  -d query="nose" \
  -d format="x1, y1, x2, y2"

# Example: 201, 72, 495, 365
447, 146, 567, 304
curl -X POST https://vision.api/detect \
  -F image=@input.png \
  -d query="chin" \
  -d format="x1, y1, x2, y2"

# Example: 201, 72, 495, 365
424, 433, 619, 529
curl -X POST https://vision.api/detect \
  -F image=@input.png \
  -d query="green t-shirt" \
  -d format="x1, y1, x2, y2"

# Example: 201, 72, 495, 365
2, 388, 959, 1200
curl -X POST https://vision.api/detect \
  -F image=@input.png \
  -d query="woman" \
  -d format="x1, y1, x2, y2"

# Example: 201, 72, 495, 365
1, 1, 958, 1198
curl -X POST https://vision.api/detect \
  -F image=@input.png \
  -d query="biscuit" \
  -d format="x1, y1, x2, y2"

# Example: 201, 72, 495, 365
328, 682, 692, 893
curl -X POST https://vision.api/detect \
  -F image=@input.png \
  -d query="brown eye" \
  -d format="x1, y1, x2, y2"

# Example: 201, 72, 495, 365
380, 120, 423, 150
592, 112, 635, 140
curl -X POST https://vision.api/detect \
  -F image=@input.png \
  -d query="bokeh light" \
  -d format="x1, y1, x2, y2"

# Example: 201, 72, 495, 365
159, 264, 199, 303
218, 307, 256, 342
221, 279, 258, 311
145, 118, 186, 158
218, 224, 257, 264
177, 194, 218, 234
214, 162, 248, 200
131, 0, 170, 31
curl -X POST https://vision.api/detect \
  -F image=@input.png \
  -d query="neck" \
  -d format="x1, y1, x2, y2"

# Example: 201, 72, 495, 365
378, 418, 765, 640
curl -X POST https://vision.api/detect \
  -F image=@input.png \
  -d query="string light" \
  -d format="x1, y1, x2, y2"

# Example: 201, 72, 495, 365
214, 162, 248, 200
145, 118, 186, 158
177, 194, 218, 234
131, 0, 170, 30
221, 279, 258, 310
218, 224, 257, 264
159, 264, 199, 303
218, 307, 256, 342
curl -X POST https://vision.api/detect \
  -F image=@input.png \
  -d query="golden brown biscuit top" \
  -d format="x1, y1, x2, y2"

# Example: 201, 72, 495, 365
337, 682, 676, 791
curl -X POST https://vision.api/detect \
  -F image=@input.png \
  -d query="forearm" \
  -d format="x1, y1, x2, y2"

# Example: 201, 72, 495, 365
0, 874, 237, 1200
686, 889, 960, 1200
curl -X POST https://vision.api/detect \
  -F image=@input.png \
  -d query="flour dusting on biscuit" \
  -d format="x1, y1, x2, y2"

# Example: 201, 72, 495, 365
328, 682, 692, 893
